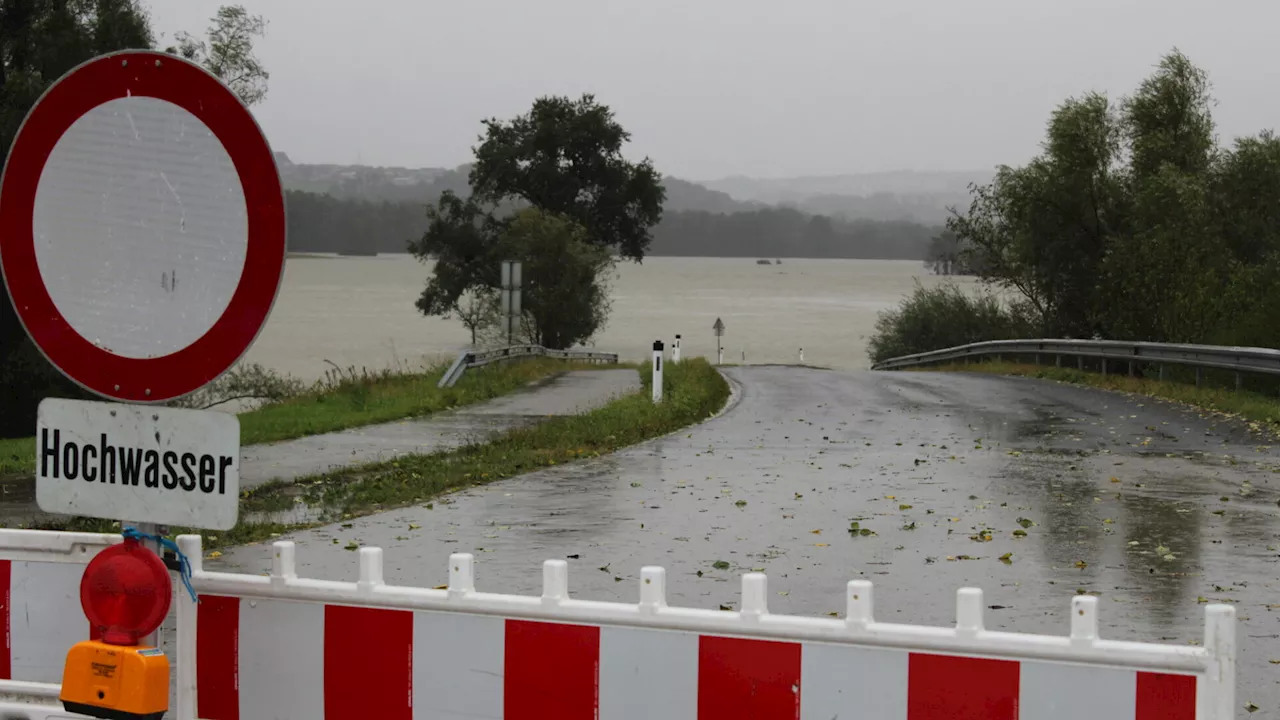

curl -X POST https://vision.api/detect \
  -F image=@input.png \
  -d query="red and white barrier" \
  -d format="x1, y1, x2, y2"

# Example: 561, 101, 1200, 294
0, 530, 122, 720
0, 528, 1238, 720
176, 536, 1236, 720
0, 530, 119, 685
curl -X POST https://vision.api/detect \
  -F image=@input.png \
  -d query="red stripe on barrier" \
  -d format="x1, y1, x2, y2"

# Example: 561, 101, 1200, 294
698, 636, 802, 720
0, 560, 10, 680
196, 595, 240, 720
324, 606, 413, 720
505, 620, 600, 719
908, 653, 1019, 720
1136, 671, 1196, 720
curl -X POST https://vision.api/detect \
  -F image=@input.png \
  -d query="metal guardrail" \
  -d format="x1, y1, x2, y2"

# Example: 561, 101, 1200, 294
871, 338, 1280, 388
438, 344, 619, 388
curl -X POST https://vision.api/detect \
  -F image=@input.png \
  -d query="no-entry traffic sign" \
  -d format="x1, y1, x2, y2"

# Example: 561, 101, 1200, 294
0, 50, 286, 404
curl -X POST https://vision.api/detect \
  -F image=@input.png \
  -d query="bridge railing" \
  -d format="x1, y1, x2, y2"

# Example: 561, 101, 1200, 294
872, 338, 1280, 387
438, 344, 619, 388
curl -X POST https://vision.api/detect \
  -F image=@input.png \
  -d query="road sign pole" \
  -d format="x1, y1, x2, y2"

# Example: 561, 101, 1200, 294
129, 520, 163, 648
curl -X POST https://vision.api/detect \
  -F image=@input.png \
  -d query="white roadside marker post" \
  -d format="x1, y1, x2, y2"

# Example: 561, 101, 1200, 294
652, 340, 664, 403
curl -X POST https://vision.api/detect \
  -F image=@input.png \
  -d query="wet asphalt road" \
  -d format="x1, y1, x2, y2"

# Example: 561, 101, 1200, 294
215, 366, 1280, 717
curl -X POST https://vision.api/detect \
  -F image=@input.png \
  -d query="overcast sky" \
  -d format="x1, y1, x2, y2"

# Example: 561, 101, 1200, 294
148, 0, 1280, 181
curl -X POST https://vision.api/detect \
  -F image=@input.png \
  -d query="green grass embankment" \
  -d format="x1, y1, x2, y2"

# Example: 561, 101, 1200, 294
920, 360, 1280, 430
48, 358, 730, 549
0, 357, 594, 476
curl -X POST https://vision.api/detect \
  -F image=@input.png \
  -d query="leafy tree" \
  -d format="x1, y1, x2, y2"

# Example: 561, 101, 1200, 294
409, 191, 508, 328
468, 93, 666, 261
165, 4, 269, 106
502, 209, 612, 349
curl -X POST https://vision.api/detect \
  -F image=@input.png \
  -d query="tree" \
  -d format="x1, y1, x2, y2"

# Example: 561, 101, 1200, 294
469, 94, 666, 261
166, 5, 269, 106
409, 199, 613, 349
409, 190, 507, 327
928, 47, 1280, 358
502, 209, 613, 349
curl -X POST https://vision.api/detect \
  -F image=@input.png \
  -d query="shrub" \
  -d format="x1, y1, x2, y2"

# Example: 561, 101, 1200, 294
867, 283, 1034, 363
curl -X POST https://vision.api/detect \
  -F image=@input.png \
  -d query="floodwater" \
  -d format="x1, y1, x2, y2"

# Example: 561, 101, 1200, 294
239, 255, 972, 379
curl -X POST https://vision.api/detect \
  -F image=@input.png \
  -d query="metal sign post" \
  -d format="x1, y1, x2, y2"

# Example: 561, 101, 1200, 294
0, 50, 286, 709
500, 260, 523, 347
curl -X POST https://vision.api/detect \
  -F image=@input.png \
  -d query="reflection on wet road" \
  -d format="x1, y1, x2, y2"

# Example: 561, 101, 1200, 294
214, 366, 1280, 716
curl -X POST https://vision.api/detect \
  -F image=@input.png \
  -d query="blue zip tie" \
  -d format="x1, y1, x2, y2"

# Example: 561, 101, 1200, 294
122, 525, 198, 604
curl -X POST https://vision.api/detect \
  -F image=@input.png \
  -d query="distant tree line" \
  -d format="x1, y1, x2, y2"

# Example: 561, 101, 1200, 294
284, 192, 940, 260
871, 49, 1280, 362
285, 191, 424, 254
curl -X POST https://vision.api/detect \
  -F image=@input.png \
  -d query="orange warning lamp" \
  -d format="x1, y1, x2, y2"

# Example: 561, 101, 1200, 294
60, 538, 172, 720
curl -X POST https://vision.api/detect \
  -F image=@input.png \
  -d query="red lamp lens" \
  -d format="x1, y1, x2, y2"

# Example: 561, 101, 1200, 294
80, 538, 172, 646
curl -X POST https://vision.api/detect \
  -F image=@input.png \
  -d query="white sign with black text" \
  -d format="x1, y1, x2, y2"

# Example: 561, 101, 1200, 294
35, 398, 240, 530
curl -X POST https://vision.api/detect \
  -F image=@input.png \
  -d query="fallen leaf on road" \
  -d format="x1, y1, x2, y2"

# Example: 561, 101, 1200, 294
408, 523, 421, 530
899, 504, 913, 510
810, 529, 822, 534
1017, 517, 1035, 529
712, 560, 731, 570
1074, 560, 1088, 569
206, 551, 223, 559
815, 543, 829, 547
998, 553, 1013, 564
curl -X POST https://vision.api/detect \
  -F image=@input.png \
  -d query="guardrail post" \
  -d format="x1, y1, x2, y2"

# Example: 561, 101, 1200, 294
1055, 354, 1061, 367
1128, 361, 1134, 377
1077, 355, 1084, 371
1101, 359, 1107, 377
1159, 363, 1165, 381
1035, 353, 1041, 365
1235, 371, 1242, 392
1196, 367, 1203, 387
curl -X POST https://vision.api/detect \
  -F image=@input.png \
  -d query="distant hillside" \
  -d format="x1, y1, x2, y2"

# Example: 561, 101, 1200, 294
704, 170, 994, 200
276, 158, 944, 259
702, 170, 994, 225
275, 157, 760, 215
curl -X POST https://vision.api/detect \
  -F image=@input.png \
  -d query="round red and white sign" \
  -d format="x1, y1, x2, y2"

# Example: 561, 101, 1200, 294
0, 50, 285, 403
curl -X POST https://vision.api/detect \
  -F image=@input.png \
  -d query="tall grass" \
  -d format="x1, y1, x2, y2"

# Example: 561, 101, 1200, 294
233, 358, 730, 543
925, 360, 1280, 429
0, 357, 584, 475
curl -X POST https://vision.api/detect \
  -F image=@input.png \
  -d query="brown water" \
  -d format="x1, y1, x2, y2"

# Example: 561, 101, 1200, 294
239, 255, 976, 379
